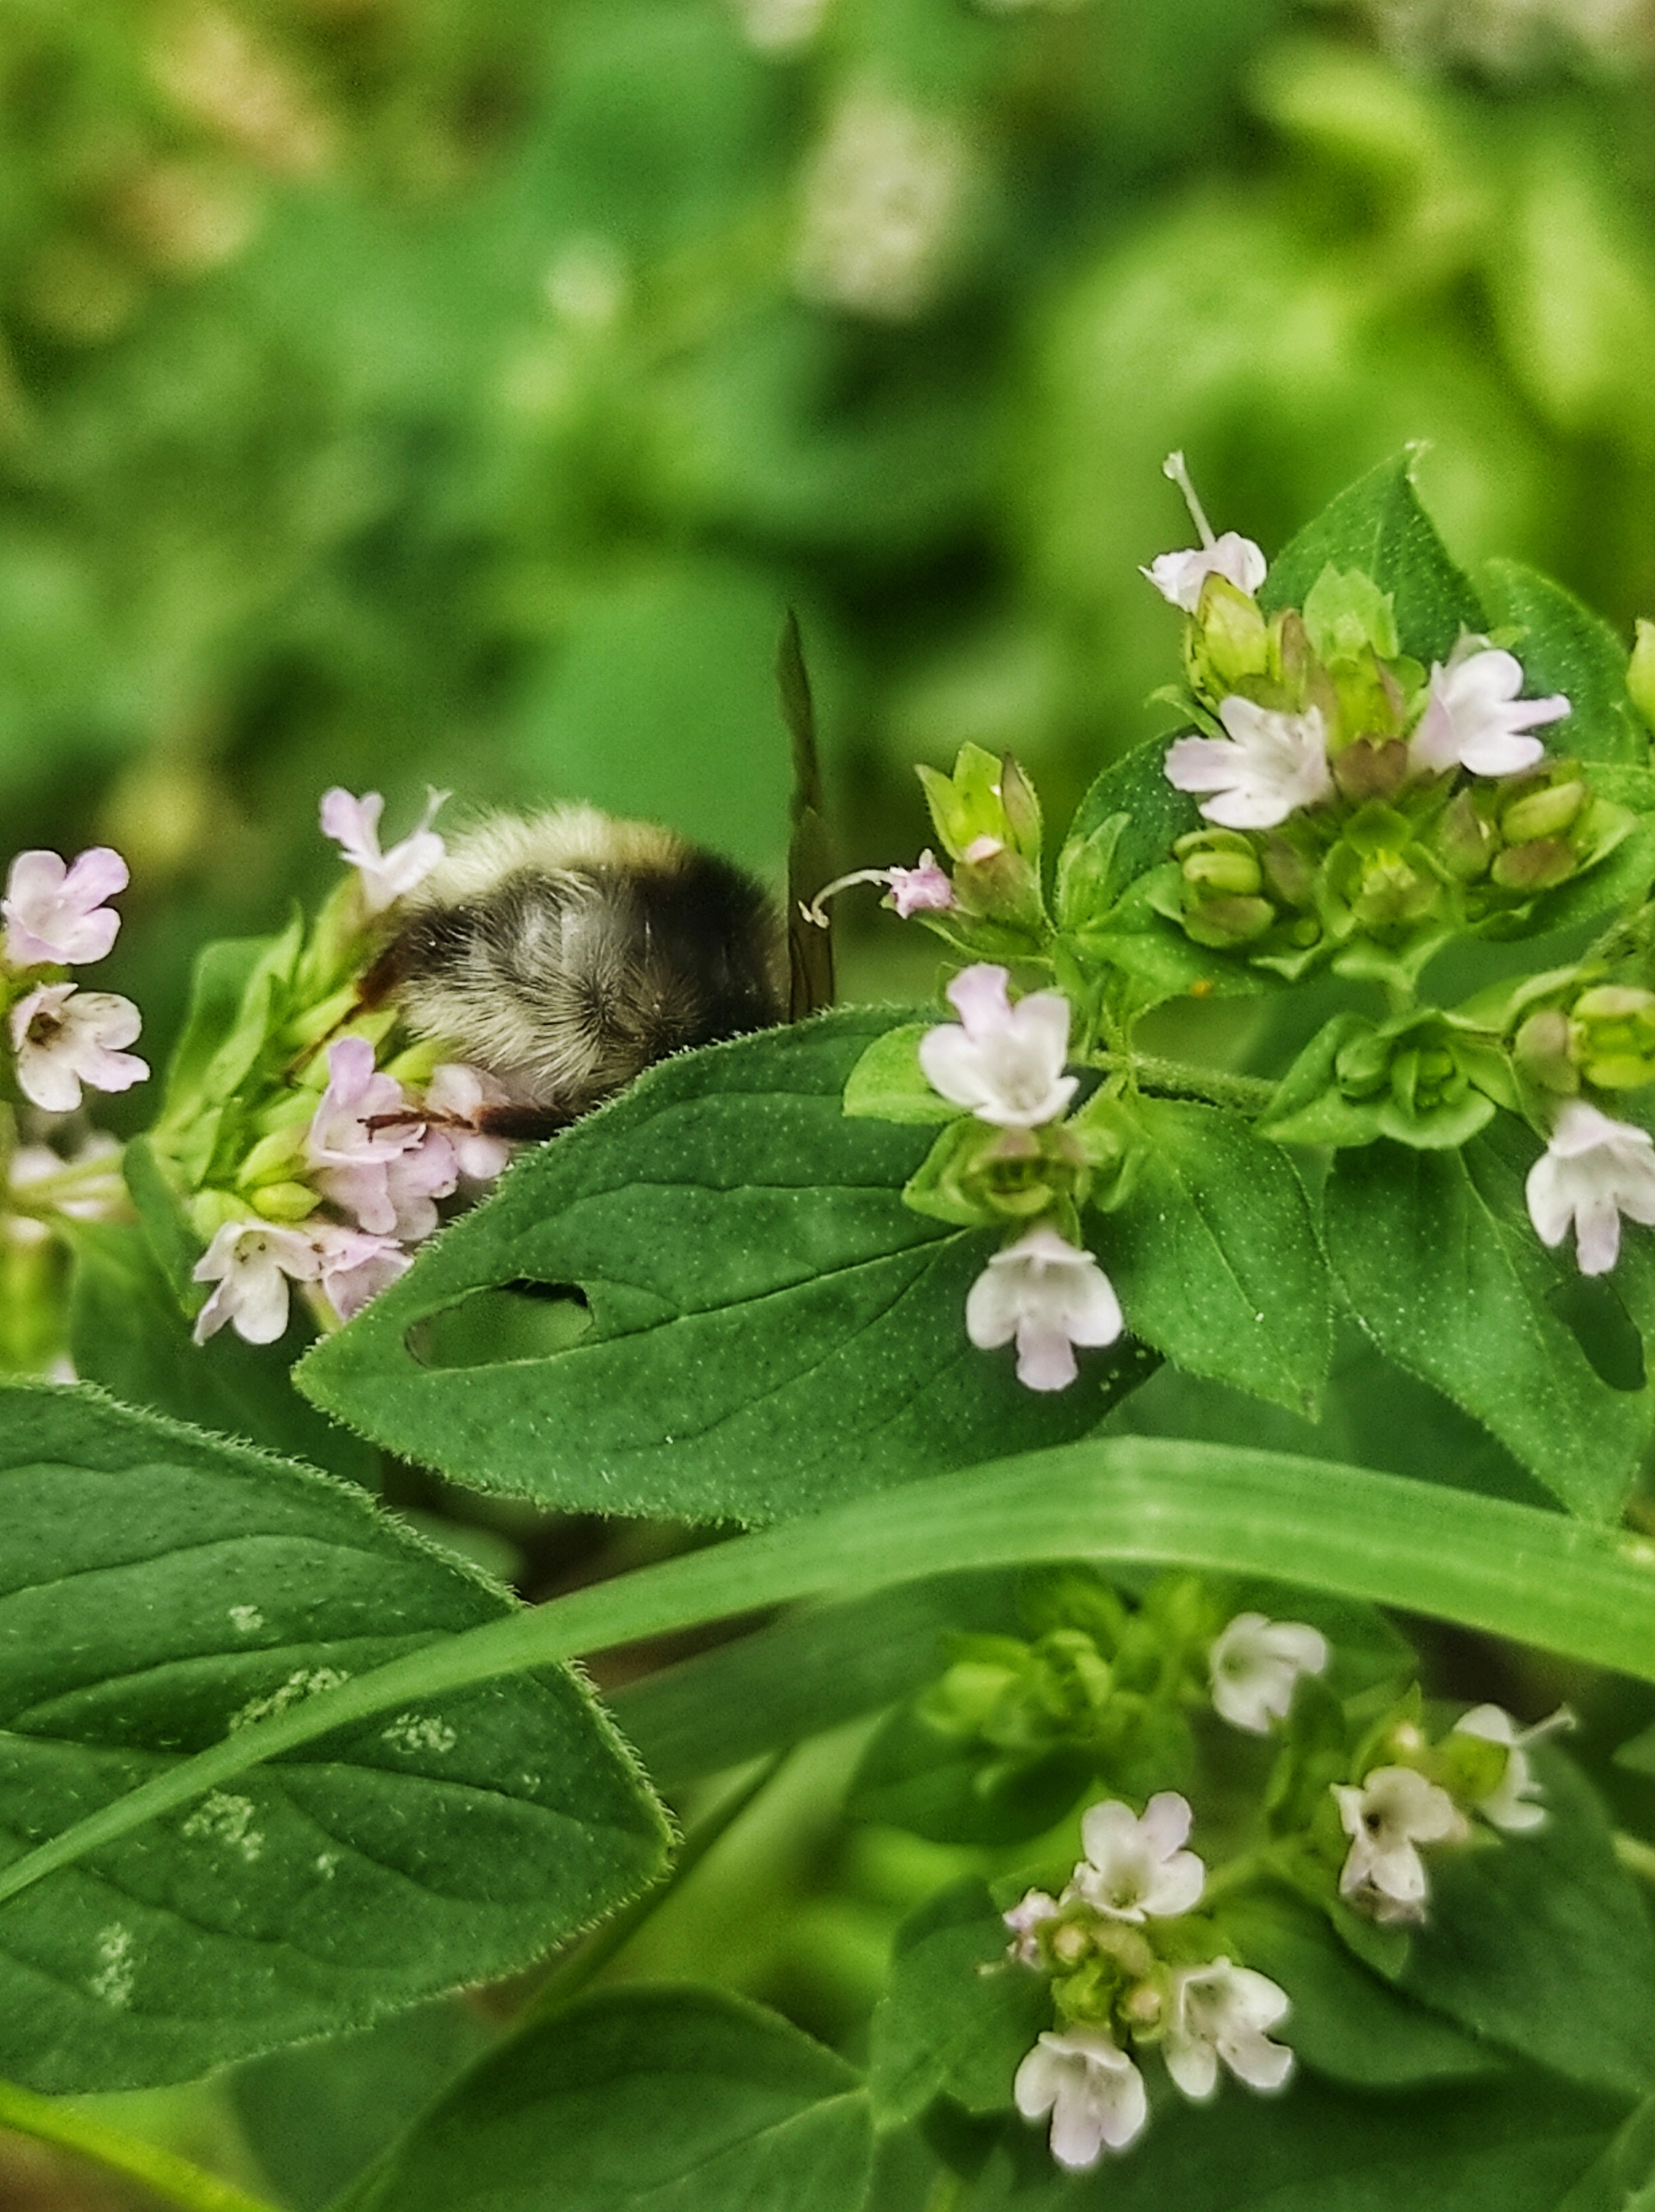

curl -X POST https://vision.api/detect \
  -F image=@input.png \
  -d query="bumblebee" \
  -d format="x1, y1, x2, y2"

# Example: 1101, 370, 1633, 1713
374, 806, 786, 1135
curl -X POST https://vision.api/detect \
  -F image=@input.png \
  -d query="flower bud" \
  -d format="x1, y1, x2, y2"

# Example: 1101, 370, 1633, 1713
1432, 790, 1496, 881
1514, 1007, 1577, 1093
1331, 737, 1409, 803
1182, 846, 1263, 898
1492, 837, 1575, 893
1184, 574, 1270, 693
1570, 984, 1655, 1090
1501, 780, 1586, 845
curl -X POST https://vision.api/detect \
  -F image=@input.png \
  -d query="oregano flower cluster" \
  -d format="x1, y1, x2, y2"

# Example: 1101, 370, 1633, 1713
842, 453, 1655, 1391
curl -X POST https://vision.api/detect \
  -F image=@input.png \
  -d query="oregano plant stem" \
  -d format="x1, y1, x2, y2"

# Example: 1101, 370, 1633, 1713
3, 1436, 1654, 1912
1093, 1049, 1278, 1114
0, 2077, 281, 2212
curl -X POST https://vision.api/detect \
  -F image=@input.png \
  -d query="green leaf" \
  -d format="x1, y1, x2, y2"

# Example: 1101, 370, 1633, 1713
13, 1434, 1655, 1918
1325, 1132, 1654, 1519
869, 1881, 1050, 2127
0, 1384, 667, 2093
1259, 450, 1487, 665
341, 1987, 872, 2212
1101, 1099, 1332, 1418
607, 1573, 1023, 1791
1217, 1888, 1497, 2088
1064, 734, 1202, 887
298, 1013, 1152, 1525
1482, 560, 1648, 767
843, 1022, 960, 1124
64, 1218, 374, 1485
847, 1704, 1092, 1846
1401, 1750, 1655, 2100
965, 2070, 1622, 2210
230, 2000, 491, 2212
1555, 2096, 1655, 2212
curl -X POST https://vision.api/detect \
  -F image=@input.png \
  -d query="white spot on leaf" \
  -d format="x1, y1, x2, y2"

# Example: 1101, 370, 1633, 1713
228, 1605, 264, 1635
381, 1711, 457, 1756
182, 1790, 264, 1861
90, 1924, 135, 2008
230, 1666, 350, 1732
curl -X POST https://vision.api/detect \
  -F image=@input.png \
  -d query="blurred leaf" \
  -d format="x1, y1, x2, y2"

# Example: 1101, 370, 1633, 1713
1402, 1751, 1655, 2100
848, 1704, 1091, 1847
340, 1987, 872, 2212
869, 1879, 1050, 2127
1218, 1888, 1498, 2089
964, 2069, 1622, 2209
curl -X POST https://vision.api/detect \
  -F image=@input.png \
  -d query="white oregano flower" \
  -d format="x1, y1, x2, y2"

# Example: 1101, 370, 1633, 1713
1409, 636, 1569, 780
918, 964, 1076, 1127
1451, 1703, 1574, 1834
792, 86, 971, 322
1013, 2028, 1148, 2171
2, 845, 129, 967
9, 984, 148, 1113
1002, 1887, 1060, 1967
1332, 1766, 1465, 1925
1164, 698, 1333, 830
320, 786, 448, 915
192, 1221, 323, 1346
1163, 1958, 1295, 2100
1141, 451, 1267, 615
1208, 1612, 1329, 1734
1069, 1793, 1206, 1922
1526, 1099, 1655, 1276
965, 1224, 1124, 1392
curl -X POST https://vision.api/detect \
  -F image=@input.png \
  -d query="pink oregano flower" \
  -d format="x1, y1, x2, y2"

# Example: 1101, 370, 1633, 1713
3, 846, 129, 967
802, 849, 956, 929
306, 1036, 457, 1238
9, 984, 148, 1113
320, 787, 448, 915
193, 1221, 322, 1346
1410, 638, 1569, 780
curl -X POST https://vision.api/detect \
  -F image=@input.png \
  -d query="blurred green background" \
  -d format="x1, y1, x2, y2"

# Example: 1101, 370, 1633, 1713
5, 0, 1655, 1069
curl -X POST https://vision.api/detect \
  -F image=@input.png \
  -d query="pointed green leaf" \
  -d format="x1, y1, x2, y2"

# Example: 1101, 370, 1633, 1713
1102, 1100, 1332, 1417
1326, 1128, 1653, 1518
0, 1384, 667, 2093
1482, 559, 1648, 766
341, 1988, 872, 2212
298, 1013, 1153, 1525
1260, 450, 1486, 664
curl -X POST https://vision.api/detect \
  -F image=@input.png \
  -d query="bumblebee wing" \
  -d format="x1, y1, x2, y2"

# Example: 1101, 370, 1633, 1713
779, 609, 836, 1021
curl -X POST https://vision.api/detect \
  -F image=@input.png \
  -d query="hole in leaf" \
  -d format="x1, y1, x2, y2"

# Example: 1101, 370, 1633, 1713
1547, 1275, 1645, 1394
406, 1283, 593, 1370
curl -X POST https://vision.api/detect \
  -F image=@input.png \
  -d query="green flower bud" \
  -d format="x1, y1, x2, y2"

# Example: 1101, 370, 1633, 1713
1185, 574, 1271, 693
1570, 984, 1655, 1089
1629, 617, 1655, 735
1501, 780, 1586, 844
1258, 831, 1316, 908
916, 743, 1040, 866
1331, 737, 1409, 803
251, 1181, 321, 1223
1514, 1007, 1577, 1093
1432, 789, 1497, 881
1182, 846, 1264, 898
1491, 837, 1576, 892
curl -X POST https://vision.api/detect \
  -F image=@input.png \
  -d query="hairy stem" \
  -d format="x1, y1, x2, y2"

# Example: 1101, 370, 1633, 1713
1094, 1049, 1277, 1115
0, 2078, 280, 2212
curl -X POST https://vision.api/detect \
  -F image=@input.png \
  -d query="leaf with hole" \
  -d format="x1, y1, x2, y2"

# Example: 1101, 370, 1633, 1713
298, 1013, 1154, 1524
